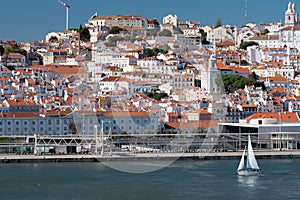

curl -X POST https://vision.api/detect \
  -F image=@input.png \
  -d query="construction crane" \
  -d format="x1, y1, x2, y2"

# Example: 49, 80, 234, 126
58, 0, 70, 30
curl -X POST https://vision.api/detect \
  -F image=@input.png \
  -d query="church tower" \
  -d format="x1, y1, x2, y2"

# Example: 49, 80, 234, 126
285, 2, 299, 26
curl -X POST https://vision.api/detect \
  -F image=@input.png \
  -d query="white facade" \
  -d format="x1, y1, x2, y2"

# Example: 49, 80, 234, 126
0, 113, 72, 136
250, 35, 280, 48
285, 2, 299, 26
201, 56, 221, 94
163, 14, 178, 27
207, 26, 234, 43
278, 65, 295, 80
279, 26, 300, 50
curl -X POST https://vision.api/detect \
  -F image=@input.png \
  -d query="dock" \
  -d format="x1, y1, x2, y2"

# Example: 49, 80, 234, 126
1, 150, 300, 163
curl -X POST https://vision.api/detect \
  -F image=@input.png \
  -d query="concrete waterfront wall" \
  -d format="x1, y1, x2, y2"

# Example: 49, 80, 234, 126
1, 150, 300, 163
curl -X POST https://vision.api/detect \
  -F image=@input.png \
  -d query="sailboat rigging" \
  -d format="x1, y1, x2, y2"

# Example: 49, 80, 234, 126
236, 135, 263, 176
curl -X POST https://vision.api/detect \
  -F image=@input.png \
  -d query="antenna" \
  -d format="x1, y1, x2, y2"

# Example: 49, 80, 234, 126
244, 0, 248, 24
58, 0, 70, 30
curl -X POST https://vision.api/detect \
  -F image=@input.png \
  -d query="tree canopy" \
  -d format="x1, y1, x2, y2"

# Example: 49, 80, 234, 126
147, 92, 168, 101
199, 29, 209, 44
262, 29, 270, 35
105, 35, 142, 47
144, 46, 169, 57
4, 45, 27, 56
215, 72, 265, 93
110, 26, 127, 34
216, 17, 222, 28
239, 41, 259, 50
70, 24, 91, 42
0, 46, 4, 56
158, 29, 172, 37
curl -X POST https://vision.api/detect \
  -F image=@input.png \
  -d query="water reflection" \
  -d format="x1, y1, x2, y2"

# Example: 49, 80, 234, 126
238, 176, 259, 187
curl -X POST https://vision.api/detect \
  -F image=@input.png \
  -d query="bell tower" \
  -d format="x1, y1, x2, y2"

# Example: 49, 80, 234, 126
285, 2, 299, 26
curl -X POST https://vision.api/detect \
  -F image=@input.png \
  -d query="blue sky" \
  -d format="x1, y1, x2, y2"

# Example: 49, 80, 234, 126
0, 0, 294, 42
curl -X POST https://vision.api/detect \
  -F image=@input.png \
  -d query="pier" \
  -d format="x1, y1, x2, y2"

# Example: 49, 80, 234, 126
0, 132, 300, 163
1, 150, 300, 163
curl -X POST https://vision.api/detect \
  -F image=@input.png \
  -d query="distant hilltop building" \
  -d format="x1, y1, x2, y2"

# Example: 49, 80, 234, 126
85, 13, 160, 43
285, 1, 299, 26
163, 14, 178, 27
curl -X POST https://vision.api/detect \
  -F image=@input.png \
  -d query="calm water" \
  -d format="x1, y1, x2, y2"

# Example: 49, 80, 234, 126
0, 159, 300, 200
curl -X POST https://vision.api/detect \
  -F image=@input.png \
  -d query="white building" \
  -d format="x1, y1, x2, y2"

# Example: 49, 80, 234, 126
279, 26, 300, 49
207, 26, 234, 43
201, 55, 221, 94
285, 2, 299, 26
250, 35, 280, 48
0, 111, 72, 136
163, 14, 178, 27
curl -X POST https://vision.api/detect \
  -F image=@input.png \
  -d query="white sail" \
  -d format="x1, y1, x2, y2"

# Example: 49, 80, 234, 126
237, 148, 246, 171
246, 135, 259, 170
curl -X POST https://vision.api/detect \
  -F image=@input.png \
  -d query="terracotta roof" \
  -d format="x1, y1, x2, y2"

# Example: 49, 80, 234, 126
165, 120, 219, 129
6, 99, 39, 106
243, 112, 300, 123
103, 111, 151, 117
1, 112, 41, 118
281, 26, 300, 31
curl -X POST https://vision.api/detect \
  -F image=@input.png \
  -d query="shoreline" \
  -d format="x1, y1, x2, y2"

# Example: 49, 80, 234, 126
1, 150, 300, 163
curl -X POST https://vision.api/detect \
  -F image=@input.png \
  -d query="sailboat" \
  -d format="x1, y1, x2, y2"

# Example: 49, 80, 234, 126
236, 135, 263, 176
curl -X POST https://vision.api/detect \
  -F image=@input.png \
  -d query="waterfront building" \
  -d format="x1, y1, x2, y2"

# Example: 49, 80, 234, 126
219, 112, 300, 150
4, 99, 40, 113
0, 111, 72, 135
101, 111, 159, 134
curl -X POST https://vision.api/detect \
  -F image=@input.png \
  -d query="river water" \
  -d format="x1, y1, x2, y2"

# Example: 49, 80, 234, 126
0, 159, 299, 200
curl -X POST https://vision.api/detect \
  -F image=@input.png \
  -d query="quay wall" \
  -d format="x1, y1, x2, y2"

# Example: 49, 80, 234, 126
1, 150, 300, 163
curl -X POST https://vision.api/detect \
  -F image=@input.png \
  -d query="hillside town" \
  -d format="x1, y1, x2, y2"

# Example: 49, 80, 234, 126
1, 2, 300, 153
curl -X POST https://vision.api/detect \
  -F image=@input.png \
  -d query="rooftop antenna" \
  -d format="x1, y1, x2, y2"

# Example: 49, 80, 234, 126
244, 0, 248, 25
58, 0, 70, 30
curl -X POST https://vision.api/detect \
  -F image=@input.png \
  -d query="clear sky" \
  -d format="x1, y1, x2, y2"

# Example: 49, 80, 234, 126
0, 0, 294, 42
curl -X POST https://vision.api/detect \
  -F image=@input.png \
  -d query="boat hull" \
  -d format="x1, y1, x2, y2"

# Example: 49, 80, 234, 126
237, 169, 262, 176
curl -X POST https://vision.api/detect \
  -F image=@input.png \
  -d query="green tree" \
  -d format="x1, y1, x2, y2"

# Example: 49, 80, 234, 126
158, 29, 172, 37
0, 45, 4, 56
147, 92, 168, 100
144, 47, 168, 57
110, 26, 127, 34
146, 29, 159, 37
4, 46, 26, 56
199, 29, 209, 44
215, 74, 255, 93
239, 41, 259, 50
262, 29, 269, 35
70, 25, 91, 42
216, 17, 222, 28
80, 27, 91, 42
